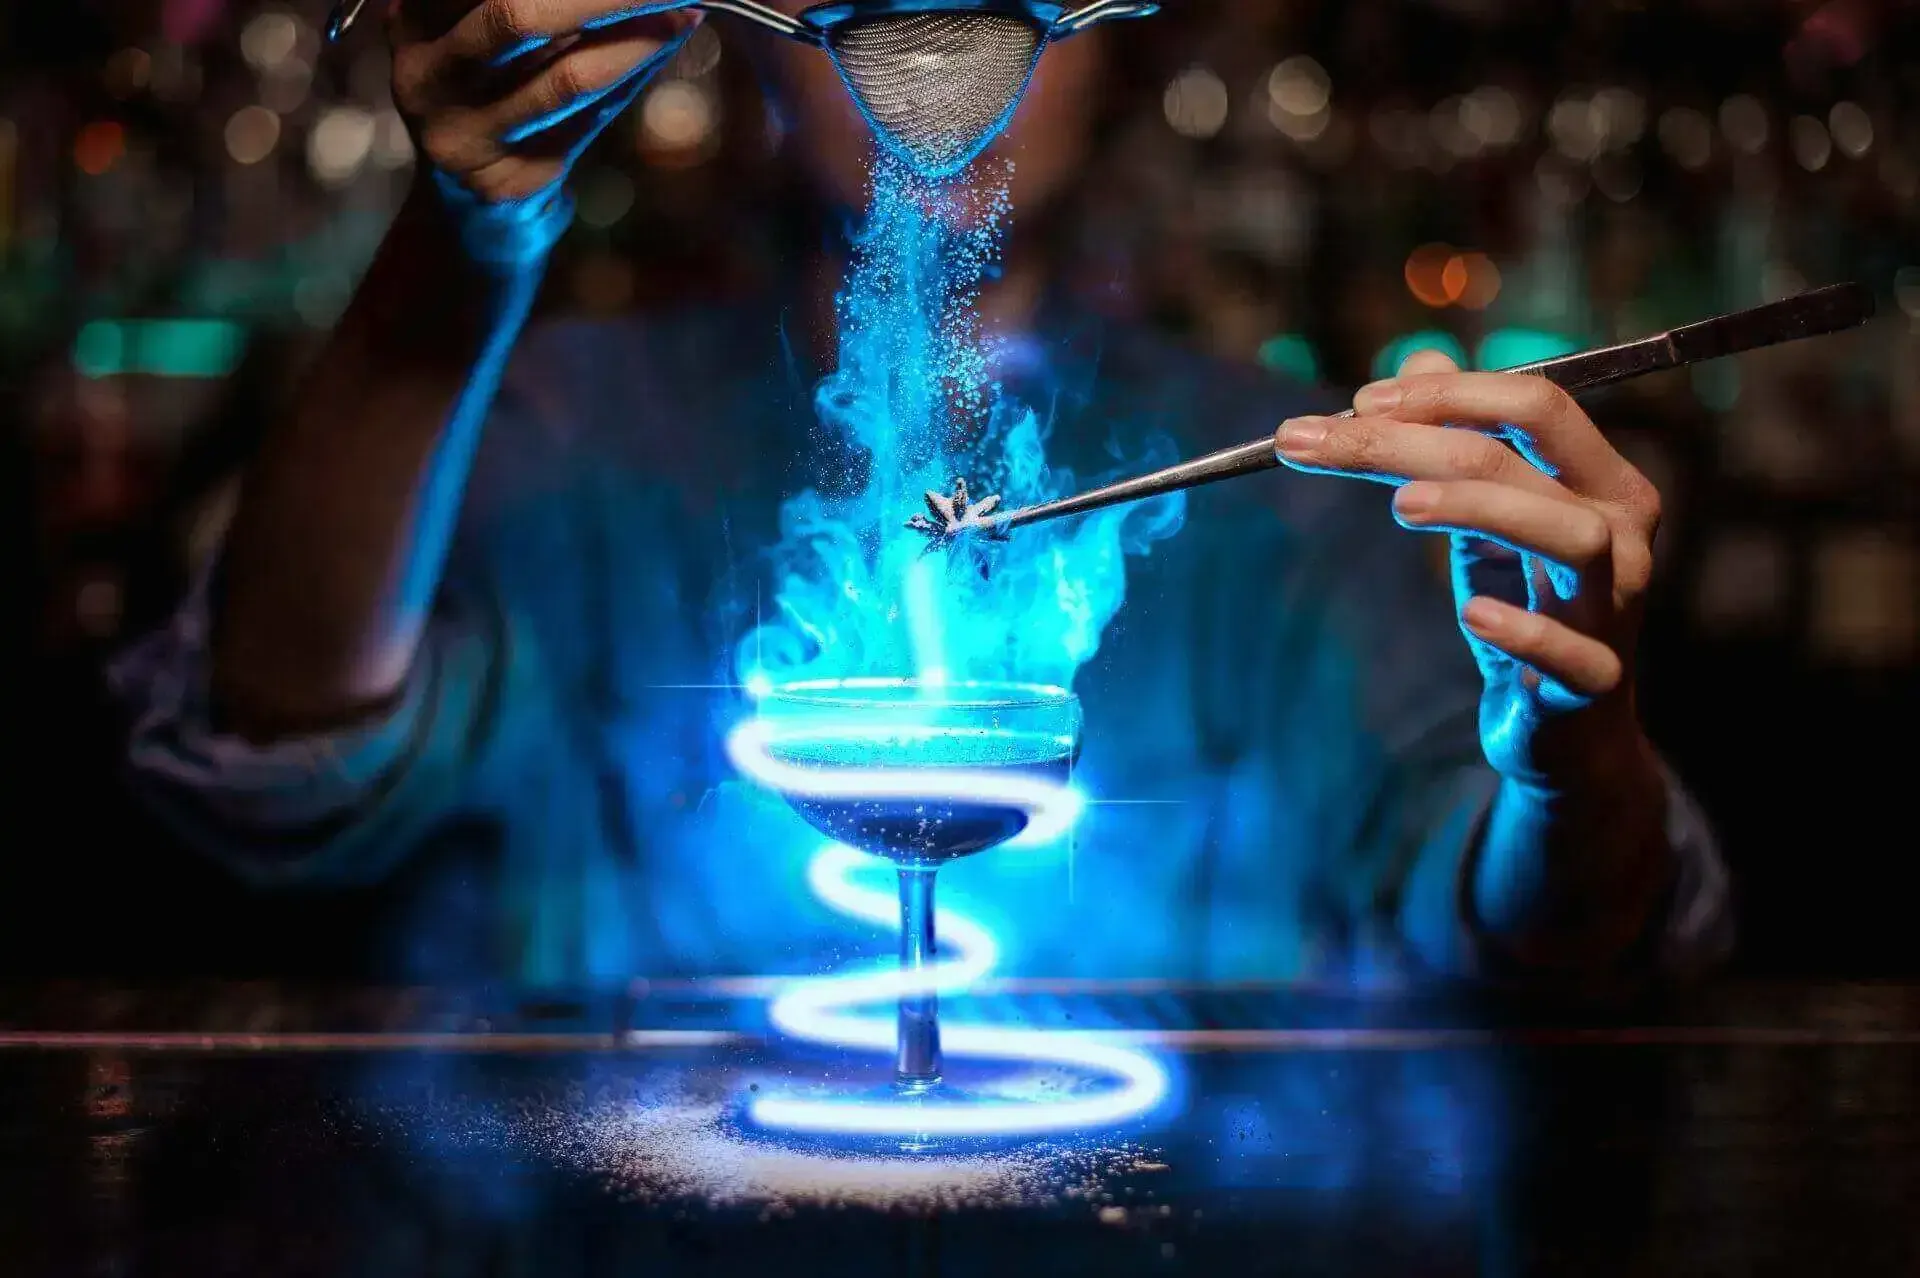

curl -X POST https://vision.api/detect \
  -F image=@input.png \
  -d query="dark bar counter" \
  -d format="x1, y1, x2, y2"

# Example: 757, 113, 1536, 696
2, 980, 1916, 1276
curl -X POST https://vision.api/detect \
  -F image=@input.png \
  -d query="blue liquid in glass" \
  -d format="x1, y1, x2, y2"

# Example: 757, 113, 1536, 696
768, 729, 1074, 865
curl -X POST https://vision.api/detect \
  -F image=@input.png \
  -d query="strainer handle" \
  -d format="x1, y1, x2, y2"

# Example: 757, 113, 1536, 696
1053, 0, 1160, 36
614, 0, 818, 42
680, 0, 820, 42
327, 0, 819, 45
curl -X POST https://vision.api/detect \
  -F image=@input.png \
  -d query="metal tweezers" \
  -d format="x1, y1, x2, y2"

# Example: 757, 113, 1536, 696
916, 282, 1874, 544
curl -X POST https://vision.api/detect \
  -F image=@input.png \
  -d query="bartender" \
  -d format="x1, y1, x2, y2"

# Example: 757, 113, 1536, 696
112, 0, 1730, 989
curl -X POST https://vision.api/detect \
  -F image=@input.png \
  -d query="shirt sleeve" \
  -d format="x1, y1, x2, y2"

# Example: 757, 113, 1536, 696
1648, 762, 1737, 978
107, 554, 509, 888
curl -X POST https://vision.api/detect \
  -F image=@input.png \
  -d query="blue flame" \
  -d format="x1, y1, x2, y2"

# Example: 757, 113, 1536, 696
725, 157, 1185, 1137
734, 156, 1185, 694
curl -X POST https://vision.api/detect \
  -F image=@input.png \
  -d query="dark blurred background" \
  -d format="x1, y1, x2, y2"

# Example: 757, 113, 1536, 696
4, 0, 1916, 978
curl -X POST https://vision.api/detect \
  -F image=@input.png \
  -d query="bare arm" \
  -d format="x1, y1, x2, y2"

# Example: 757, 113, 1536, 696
210, 183, 545, 737
210, 0, 702, 740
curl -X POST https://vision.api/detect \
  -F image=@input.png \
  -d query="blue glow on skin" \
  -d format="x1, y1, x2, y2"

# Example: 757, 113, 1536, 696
497, 26, 699, 144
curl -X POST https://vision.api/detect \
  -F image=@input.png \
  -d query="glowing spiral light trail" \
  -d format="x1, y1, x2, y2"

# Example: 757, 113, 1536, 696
724, 721, 1170, 1138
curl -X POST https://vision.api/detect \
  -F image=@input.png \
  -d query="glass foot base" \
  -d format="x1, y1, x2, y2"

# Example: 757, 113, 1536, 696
736, 1058, 1144, 1153
738, 1077, 1058, 1154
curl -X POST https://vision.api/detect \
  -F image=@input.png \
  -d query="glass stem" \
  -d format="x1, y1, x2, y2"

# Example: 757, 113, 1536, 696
895, 867, 942, 1090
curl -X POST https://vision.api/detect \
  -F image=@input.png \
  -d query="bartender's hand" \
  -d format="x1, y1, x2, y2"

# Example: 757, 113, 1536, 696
389, 0, 701, 206
1274, 351, 1664, 797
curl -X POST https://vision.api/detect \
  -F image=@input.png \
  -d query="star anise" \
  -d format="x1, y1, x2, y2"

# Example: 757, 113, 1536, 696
905, 478, 1010, 548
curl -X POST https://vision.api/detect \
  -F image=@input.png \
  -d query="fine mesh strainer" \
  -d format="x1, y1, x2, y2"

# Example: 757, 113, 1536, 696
328, 0, 1159, 180
780, 0, 1160, 178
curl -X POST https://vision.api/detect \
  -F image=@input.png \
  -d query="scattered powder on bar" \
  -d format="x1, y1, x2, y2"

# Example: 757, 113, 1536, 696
506, 1079, 1165, 1213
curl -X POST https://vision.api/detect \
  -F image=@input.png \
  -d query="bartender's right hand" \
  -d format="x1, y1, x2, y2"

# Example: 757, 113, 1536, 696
390, 0, 702, 205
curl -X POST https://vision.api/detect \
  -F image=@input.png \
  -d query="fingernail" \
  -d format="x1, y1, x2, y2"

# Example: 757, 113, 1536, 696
1276, 417, 1329, 455
1354, 381, 1402, 414
1462, 597, 1504, 634
1394, 481, 1439, 519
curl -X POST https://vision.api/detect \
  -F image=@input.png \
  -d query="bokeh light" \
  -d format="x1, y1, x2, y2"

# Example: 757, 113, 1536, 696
1373, 330, 1468, 380
1594, 153, 1644, 202
1591, 86, 1646, 148
1658, 107, 1714, 170
1164, 66, 1229, 140
1547, 95, 1603, 161
370, 110, 414, 169
1827, 102, 1872, 158
640, 80, 720, 160
1445, 252, 1501, 309
1476, 328, 1579, 372
239, 12, 299, 72
577, 168, 637, 229
73, 121, 126, 176
1460, 85, 1521, 150
307, 107, 374, 186
1405, 242, 1456, 307
1790, 115, 1831, 171
1266, 56, 1330, 118
1258, 333, 1320, 383
224, 106, 281, 165
1894, 267, 1920, 319
261, 57, 315, 115
1719, 94, 1769, 154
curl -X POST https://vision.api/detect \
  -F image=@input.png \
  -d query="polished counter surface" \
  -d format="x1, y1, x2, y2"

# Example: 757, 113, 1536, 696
2, 980, 1916, 1276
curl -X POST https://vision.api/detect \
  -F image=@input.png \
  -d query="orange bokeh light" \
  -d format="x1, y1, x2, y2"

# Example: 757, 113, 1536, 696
1408, 244, 1503, 309
74, 121, 125, 176
1447, 251, 1502, 309
1404, 242, 1455, 307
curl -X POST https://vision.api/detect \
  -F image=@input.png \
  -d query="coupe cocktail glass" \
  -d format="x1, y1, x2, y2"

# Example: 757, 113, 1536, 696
740, 677, 1081, 1095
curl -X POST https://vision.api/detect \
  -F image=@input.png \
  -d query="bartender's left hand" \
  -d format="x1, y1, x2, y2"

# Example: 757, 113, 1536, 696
1274, 350, 1663, 795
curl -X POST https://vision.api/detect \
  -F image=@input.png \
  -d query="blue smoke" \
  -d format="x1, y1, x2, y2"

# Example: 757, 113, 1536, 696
736, 157, 1185, 692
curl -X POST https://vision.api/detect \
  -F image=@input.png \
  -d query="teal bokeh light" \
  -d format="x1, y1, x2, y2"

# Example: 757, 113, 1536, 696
1371, 330, 1468, 380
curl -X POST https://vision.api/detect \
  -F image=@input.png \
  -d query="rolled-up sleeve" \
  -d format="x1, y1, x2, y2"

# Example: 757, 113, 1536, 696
1653, 766, 1735, 978
1396, 754, 1736, 988
108, 558, 508, 888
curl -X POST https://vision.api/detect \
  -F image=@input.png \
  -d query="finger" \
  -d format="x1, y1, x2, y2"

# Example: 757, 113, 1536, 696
1396, 348, 1459, 376
486, 25, 685, 140
1460, 596, 1624, 701
1276, 414, 1566, 501
1351, 372, 1653, 514
443, 0, 697, 66
447, 55, 651, 198
398, 7, 688, 117
418, 25, 676, 174
1391, 480, 1613, 597
505, 40, 655, 160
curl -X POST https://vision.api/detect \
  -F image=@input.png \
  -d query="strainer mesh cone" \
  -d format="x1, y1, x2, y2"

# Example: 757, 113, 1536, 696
824, 11, 1048, 178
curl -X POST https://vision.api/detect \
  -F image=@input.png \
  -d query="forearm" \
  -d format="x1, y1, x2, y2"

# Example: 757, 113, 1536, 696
1467, 733, 1678, 974
211, 178, 550, 740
